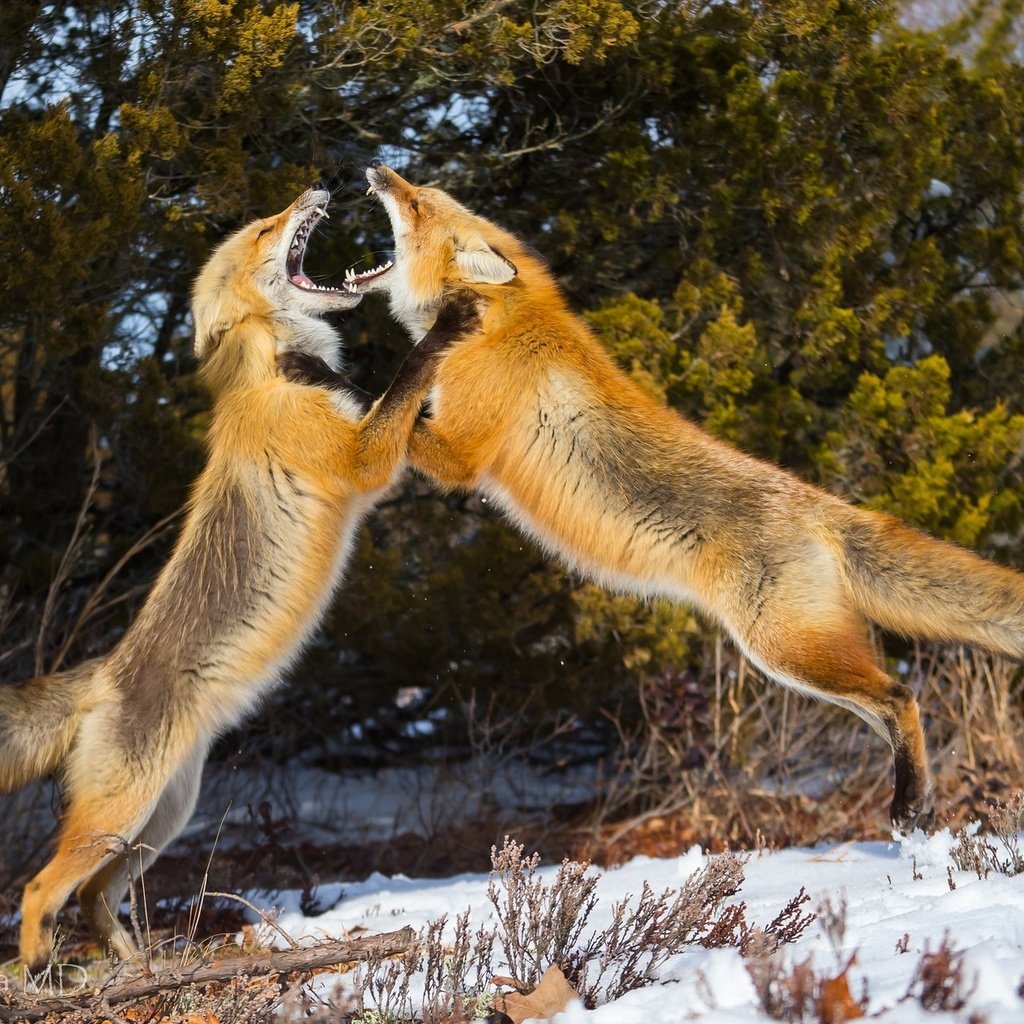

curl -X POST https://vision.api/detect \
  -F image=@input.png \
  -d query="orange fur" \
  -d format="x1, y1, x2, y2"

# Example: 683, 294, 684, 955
1, 187, 460, 973
359, 162, 1024, 829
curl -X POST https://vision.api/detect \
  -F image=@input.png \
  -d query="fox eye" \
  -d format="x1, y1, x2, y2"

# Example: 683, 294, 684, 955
256, 224, 273, 238
410, 198, 420, 213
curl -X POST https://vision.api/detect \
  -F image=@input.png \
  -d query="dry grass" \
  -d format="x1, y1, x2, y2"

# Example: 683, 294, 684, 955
580, 640, 1024, 861
1, 637, 1020, 1022
346, 836, 813, 1022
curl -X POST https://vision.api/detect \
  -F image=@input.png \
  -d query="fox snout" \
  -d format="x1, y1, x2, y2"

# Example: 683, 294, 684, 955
366, 162, 413, 200
291, 184, 332, 216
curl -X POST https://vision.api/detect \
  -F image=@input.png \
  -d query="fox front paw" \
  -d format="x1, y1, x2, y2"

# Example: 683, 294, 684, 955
278, 350, 345, 388
278, 351, 375, 413
422, 290, 481, 352
889, 776, 936, 833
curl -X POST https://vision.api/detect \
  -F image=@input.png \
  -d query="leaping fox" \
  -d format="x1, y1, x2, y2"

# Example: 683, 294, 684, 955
0, 185, 476, 973
301, 160, 1024, 830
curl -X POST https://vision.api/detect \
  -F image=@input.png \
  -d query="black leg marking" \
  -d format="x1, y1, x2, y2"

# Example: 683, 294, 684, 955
278, 351, 375, 413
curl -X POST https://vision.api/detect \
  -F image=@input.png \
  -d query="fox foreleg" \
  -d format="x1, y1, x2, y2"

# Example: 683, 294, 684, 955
278, 351, 375, 413
407, 418, 479, 490
349, 291, 479, 491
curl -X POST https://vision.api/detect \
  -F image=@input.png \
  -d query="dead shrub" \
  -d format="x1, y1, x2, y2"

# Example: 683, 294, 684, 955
419, 910, 498, 1024
485, 836, 812, 1009
701, 886, 815, 956
747, 949, 866, 1023
487, 836, 745, 1004
903, 932, 976, 1012
351, 909, 498, 1024
745, 894, 864, 1024
573, 853, 746, 1004
587, 641, 1024, 856
486, 837, 599, 991
950, 791, 1024, 878
355, 940, 422, 1024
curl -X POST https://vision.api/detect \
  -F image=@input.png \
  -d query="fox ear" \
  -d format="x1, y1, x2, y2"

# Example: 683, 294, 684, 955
454, 238, 517, 285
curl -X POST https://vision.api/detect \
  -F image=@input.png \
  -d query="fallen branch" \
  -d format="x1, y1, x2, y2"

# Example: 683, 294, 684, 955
0, 926, 415, 1022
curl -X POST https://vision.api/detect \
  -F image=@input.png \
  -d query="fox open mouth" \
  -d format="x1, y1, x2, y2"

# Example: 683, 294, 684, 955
342, 260, 393, 289
286, 207, 393, 294
286, 205, 334, 292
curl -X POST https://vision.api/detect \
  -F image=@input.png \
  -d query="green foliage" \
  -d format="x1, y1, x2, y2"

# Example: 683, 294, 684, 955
573, 586, 699, 674
2, 0, 1024, 759
819, 354, 1024, 549
585, 294, 680, 403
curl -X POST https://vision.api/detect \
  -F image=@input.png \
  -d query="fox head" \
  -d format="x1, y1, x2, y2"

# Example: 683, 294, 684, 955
358, 162, 527, 338
192, 186, 373, 390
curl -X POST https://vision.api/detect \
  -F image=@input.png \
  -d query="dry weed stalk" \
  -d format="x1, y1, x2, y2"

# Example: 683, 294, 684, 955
487, 837, 598, 990
903, 932, 976, 1012
589, 638, 1024, 852
950, 791, 1024, 878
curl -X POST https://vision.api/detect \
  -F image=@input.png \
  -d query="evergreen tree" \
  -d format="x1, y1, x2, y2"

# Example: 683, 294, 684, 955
1, 0, 1022, 759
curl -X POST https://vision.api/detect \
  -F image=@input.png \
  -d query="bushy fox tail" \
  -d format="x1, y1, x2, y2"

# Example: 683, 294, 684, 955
840, 510, 1024, 659
0, 659, 103, 791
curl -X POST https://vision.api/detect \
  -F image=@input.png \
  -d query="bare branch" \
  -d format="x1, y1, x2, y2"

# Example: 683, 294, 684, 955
50, 507, 184, 673
1, 928, 416, 1023
34, 424, 103, 677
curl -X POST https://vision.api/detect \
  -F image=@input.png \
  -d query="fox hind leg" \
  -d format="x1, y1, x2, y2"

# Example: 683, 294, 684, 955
77, 750, 205, 964
19, 786, 161, 974
741, 609, 932, 828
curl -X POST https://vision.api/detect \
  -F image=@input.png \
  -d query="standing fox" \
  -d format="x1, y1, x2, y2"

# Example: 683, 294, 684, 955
0, 185, 475, 973
302, 160, 1024, 829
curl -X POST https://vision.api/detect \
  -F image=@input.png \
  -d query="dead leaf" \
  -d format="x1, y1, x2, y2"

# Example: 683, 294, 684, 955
494, 965, 580, 1024
817, 955, 864, 1023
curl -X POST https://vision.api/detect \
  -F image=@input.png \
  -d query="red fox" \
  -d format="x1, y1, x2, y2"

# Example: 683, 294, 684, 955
0, 185, 476, 973
295, 160, 1024, 830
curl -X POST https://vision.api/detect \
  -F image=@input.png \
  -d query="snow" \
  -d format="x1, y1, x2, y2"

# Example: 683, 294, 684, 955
183, 758, 599, 849
250, 828, 1024, 1022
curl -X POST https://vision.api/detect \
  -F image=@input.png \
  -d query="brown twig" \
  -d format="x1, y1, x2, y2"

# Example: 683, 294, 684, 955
49, 506, 183, 673
0, 927, 415, 1022
34, 424, 103, 676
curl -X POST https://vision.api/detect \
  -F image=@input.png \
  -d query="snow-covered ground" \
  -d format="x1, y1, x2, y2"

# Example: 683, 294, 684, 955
188, 757, 599, 848
4, 760, 1021, 1020
4, 763, 1023, 1019
253, 827, 1024, 1022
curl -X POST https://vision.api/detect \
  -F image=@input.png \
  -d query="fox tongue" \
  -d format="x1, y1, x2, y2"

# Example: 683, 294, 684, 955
290, 272, 315, 288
